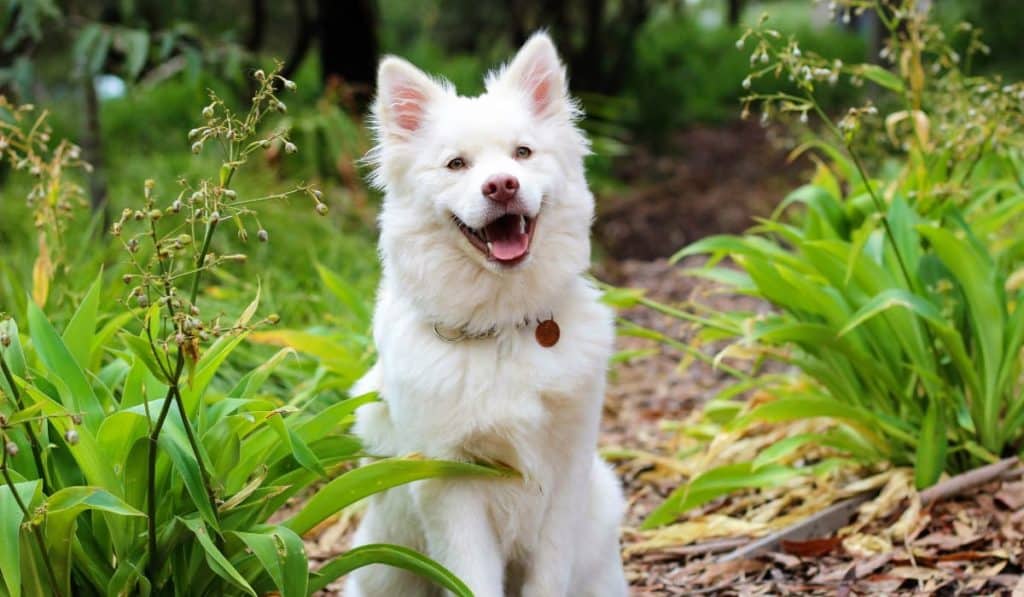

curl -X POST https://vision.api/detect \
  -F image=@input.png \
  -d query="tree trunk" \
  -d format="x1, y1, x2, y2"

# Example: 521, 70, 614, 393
281, 0, 314, 82
82, 78, 108, 222
728, 0, 743, 26
317, 0, 378, 112
246, 0, 267, 52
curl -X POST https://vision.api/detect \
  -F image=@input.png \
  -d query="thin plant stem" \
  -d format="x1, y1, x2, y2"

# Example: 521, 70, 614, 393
2, 436, 64, 597
808, 100, 917, 289
145, 386, 176, 579
0, 353, 51, 494
171, 385, 218, 514
145, 164, 236, 581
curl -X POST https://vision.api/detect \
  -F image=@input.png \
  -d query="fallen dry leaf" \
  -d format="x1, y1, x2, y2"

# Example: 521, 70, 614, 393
780, 536, 842, 558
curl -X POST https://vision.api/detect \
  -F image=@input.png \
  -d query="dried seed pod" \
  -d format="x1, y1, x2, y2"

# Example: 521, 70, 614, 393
315, 203, 328, 216
257, 229, 269, 242
64, 430, 80, 445
4, 441, 18, 456
70, 414, 83, 425
0, 332, 9, 348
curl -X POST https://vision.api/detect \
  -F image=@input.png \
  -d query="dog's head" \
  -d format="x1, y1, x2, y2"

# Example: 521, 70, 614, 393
368, 33, 594, 328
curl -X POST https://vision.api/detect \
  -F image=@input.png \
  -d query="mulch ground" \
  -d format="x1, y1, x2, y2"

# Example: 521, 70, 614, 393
602, 259, 1024, 597
300, 123, 1023, 595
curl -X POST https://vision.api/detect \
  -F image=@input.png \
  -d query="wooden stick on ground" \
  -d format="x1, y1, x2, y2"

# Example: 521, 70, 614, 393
718, 457, 1022, 562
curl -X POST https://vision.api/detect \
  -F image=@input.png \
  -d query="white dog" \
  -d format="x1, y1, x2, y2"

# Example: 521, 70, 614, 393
345, 32, 627, 597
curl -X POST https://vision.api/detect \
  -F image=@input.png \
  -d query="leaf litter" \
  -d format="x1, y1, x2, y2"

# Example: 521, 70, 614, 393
602, 258, 1024, 596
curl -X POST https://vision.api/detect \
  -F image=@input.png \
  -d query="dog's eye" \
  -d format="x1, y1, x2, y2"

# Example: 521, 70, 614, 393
514, 146, 532, 159
446, 157, 467, 170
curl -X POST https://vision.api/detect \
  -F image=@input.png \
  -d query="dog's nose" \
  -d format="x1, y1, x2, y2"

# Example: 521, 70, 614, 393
481, 174, 519, 204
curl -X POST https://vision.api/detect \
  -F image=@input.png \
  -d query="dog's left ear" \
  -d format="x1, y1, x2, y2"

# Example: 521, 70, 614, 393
496, 32, 569, 119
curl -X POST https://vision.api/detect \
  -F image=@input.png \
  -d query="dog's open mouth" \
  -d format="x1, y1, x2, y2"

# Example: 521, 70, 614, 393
454, 212, 537, 266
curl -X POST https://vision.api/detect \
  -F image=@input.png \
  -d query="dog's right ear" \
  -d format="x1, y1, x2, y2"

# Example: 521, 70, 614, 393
375, 57, 442, 140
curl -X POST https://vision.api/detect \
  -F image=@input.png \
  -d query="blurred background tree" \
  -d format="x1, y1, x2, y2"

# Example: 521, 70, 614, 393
1, 0, 1022, 262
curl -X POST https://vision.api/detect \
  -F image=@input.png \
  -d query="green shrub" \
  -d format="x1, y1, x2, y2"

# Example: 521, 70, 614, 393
621, 0, 1024, 528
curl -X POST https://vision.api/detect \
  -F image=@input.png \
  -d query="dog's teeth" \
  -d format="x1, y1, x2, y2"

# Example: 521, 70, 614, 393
487, 241, 494, 254
519, 216, 526, 234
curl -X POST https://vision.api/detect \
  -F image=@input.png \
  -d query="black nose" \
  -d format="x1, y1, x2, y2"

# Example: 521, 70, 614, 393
481, 174, 519, 204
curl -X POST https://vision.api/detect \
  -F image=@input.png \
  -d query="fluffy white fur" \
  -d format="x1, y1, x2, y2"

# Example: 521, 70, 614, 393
346, 33, 627, 597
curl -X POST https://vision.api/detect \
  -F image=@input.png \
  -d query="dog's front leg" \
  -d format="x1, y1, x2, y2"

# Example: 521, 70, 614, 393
521, 408, 599, 596
413, 479, 505, 597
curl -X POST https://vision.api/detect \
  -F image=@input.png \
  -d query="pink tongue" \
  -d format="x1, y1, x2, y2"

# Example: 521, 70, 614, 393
485, 216, 528, 261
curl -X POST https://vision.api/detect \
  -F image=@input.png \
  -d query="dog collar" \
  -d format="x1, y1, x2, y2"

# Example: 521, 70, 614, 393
431, 315, 560, 347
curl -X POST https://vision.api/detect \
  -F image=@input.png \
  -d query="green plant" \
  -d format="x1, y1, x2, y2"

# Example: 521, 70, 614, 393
0, 66, 511, 596
627, 13, 865, 144
619, 0, 1024, 528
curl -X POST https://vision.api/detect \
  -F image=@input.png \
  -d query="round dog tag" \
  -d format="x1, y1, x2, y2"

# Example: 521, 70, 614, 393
535, 319, 560, 348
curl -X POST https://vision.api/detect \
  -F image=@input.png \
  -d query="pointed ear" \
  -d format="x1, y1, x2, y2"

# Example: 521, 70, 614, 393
497, 32, 568, 118
375, 56, 443, 138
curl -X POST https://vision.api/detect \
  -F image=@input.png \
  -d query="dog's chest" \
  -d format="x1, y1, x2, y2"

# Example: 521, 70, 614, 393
374, 286, 613, 464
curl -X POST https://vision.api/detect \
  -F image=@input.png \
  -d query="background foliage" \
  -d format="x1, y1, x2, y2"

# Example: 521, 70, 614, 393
1, 0, 1023, 593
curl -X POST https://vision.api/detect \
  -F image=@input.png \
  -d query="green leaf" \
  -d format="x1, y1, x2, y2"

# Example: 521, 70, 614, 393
752, 433, 822, 470
119, 29, 149, 79
43, 487, 144, 596
642, 463, 803, 529
18, 384, 119, 492
179, 517, 256, 596
232, 528, 307, 597
27, 301, 104, 430
917, 225, 1003, 450
72, 24, 102, 74
180, 333, 249, 416
266, 413, 326, 477
857, 64, 905, 93
0, 319, 27, 383
728, 394, 893, 446
159, 428, 219, 532
309, 544, 472, 597
0, 481, 39, 597
914, 398, 946, 489
89, 311, 133, 371
599, 287, 646, 309
62, 273, 102, 370
317, 263, 371, 324
228, 347, 295, 399
285, 458, 516, 535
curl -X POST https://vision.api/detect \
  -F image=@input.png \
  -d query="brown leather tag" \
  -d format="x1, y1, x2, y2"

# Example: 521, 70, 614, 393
535, 319, 560, 348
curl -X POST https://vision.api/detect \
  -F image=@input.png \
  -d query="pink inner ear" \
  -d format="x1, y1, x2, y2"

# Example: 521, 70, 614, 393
531, 74, 552, 115
522, 60, 556, 116
390, 83, 428, 132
